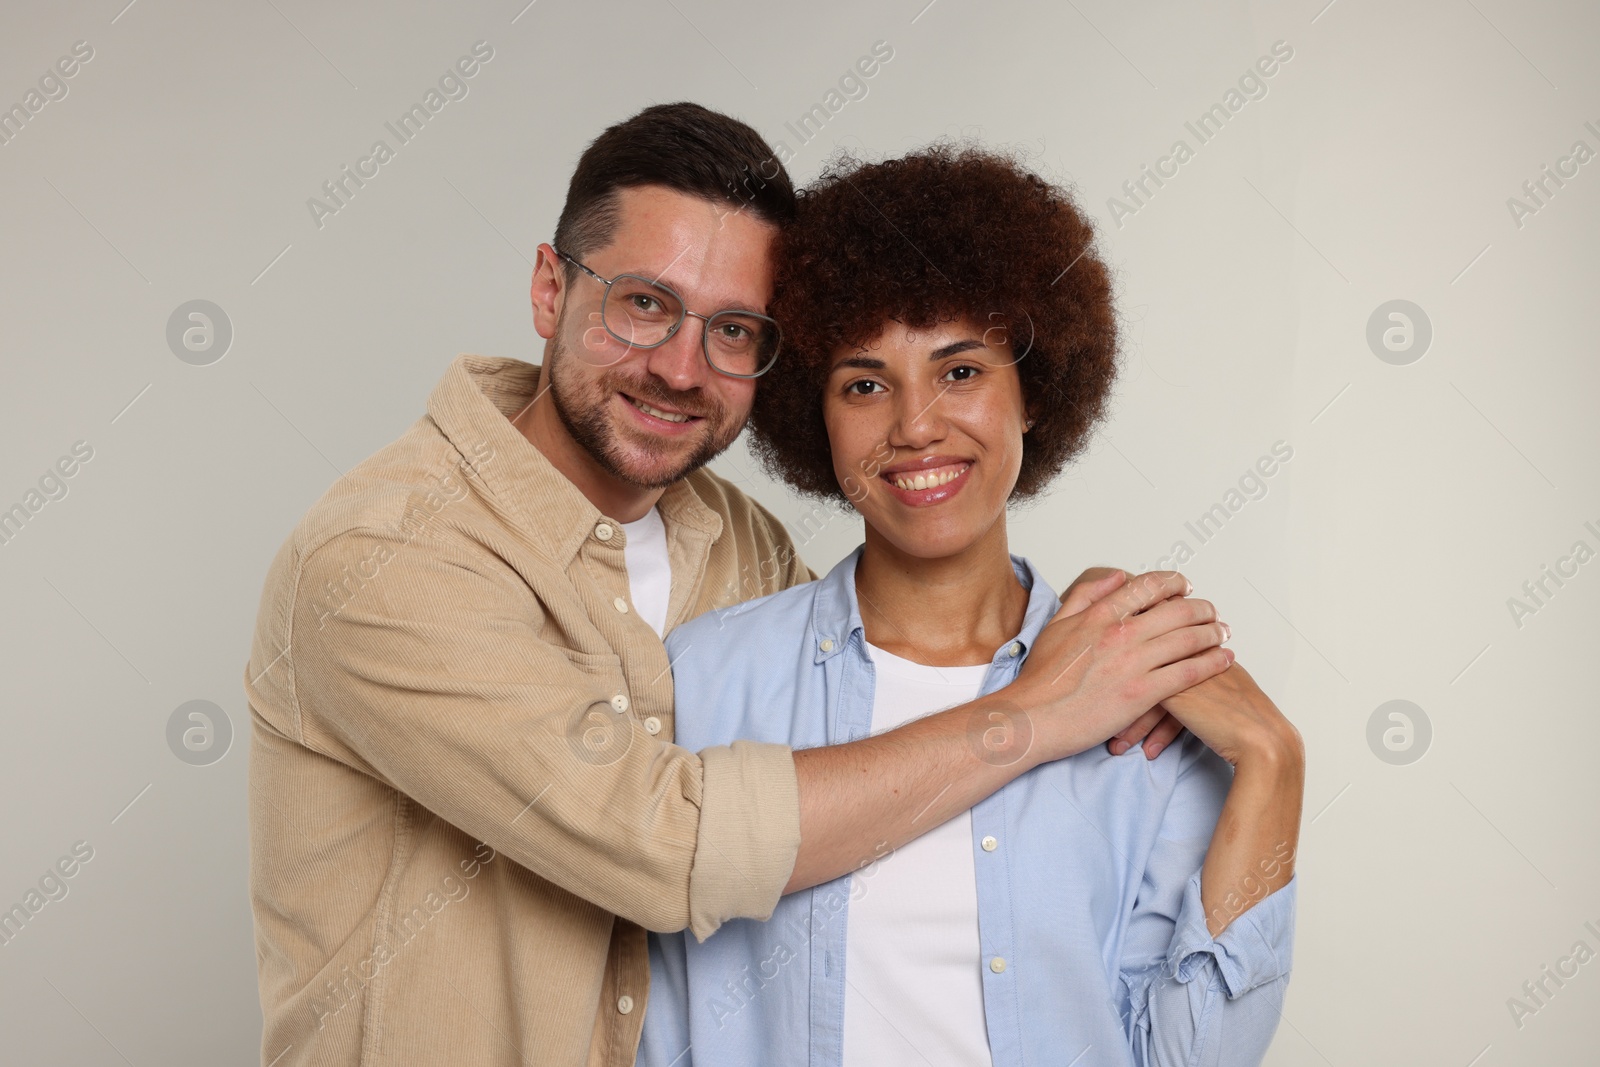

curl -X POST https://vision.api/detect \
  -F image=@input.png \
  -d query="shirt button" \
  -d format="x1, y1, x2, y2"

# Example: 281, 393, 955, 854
1006, 642, 1021, 657
611, 694, 629, 713
981, 835, 998, 852
644, 716, 662, 735
617, 994, 634, 1014
614, 597, 629, 614
819, 638, 835, 653
989, 956, 1007, 974
595, 523, 614, 542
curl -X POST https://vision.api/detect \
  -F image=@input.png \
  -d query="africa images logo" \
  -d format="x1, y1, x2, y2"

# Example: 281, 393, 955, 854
305, 41, 495, 230
1107, 40, 1295, 228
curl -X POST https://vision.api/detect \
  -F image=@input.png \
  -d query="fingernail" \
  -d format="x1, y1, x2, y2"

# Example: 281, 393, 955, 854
1147, 744, 1163, 759
1221, 622, 1232, 640
1110, 740, 1127, 755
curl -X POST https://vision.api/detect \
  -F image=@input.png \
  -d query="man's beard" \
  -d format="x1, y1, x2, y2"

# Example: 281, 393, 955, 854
546, 332, 743, 490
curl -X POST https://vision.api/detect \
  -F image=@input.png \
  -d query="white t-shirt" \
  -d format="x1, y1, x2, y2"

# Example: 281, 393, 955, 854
843, 641, 994, 1067
620, 507, 671, 638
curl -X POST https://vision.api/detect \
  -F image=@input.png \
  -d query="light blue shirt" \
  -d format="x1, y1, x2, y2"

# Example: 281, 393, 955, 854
638, 546, 1296, 1067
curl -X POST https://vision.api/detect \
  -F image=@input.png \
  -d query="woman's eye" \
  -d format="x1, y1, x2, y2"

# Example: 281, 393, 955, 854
847, 380, 881, 396
944, 365, 979, 382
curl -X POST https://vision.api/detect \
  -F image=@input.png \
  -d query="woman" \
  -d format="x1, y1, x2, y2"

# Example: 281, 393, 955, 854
637, 144, 1304, 1067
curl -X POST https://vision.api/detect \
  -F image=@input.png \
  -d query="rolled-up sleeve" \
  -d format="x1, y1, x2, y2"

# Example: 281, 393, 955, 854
1166, 870, 1297, 998
284, 526, 799, 935
1129, 873, 1295, 1067
690, 741, 801, 940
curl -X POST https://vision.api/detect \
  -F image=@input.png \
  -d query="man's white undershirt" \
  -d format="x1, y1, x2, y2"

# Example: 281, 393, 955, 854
620, 507, 671, 638
843, 641, 994, 1066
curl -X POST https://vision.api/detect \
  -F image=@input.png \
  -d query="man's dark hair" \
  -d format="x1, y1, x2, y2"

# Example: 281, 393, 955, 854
552, 102, 796, 272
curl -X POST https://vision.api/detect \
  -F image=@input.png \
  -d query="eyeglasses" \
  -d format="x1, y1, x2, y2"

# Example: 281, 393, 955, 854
555, 249, 782, 379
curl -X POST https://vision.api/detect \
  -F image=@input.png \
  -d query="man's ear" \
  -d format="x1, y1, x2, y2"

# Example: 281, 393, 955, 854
530, 244, 564, 340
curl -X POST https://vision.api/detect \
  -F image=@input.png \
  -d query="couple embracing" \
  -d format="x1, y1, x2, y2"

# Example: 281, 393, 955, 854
245, 102, 1302, 1067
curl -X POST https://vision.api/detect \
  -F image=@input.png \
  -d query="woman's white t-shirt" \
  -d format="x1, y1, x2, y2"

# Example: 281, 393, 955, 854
843, 641, 995, 1066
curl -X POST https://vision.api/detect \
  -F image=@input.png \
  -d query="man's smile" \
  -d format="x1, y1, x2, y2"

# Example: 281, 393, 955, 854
617, 390, 705, 432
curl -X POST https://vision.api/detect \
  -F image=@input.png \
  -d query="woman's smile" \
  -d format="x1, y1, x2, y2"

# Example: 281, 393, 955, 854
878, 457, 974, 507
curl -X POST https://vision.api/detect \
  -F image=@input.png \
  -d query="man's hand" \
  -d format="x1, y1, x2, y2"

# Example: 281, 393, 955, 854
1008, 569, 1232, 767
789, 568, 1228, 897
1058, 566, 1194, 759
1058, 565, 1132, 616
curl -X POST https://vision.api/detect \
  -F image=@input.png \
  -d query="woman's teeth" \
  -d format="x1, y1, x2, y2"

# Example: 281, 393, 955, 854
890, 464, 969, 491
629, 396, 690, 423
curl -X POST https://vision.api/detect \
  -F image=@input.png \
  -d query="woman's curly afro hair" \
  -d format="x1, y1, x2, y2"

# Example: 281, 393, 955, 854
749, 141, 1122, 505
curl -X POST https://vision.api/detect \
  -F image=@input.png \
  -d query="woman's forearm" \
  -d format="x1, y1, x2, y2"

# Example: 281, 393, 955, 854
1198, 729, 1305, 938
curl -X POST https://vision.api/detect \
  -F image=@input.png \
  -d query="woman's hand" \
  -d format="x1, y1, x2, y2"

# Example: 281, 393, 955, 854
1157, 660, 1303, 769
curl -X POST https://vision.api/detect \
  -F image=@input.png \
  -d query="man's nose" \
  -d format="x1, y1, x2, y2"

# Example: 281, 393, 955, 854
644, 316, 711, 393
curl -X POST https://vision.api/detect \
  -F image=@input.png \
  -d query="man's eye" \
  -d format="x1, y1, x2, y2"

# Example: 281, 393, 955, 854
629, 294, 661, 313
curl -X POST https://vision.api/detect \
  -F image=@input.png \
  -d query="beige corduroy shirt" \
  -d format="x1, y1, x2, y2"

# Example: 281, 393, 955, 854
244, 354, 811, 1066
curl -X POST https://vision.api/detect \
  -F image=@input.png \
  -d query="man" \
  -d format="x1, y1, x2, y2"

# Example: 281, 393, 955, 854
244, 103, 1219, 1066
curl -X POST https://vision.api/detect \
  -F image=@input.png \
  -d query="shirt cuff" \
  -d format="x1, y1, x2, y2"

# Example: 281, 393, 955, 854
1166, 871, 1297, 998
687, 740, 801, 942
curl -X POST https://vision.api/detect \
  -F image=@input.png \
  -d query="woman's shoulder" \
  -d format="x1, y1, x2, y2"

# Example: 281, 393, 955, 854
665, 580, 822, 663
664, 581, 828, 748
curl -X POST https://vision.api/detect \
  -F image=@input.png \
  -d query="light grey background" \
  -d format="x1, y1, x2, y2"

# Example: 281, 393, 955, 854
2, 0, 1597, 1063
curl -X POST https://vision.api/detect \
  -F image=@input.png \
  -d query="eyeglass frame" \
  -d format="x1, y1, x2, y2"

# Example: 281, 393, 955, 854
553, 248, 781, 380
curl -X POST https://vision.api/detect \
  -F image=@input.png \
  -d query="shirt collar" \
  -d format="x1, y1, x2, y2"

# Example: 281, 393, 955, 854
425, 353, 723, 564
808, 544, 1062, 665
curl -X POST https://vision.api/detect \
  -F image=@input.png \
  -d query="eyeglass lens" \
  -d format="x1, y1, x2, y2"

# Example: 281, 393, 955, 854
602, 275, 778, 376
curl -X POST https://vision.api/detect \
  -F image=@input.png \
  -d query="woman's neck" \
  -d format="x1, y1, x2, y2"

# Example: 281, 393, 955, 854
854, 519, 1029, 667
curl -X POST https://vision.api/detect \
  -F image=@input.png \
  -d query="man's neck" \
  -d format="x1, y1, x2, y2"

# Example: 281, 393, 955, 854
510, 364, 665, 524
854, 520, 1028, 667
